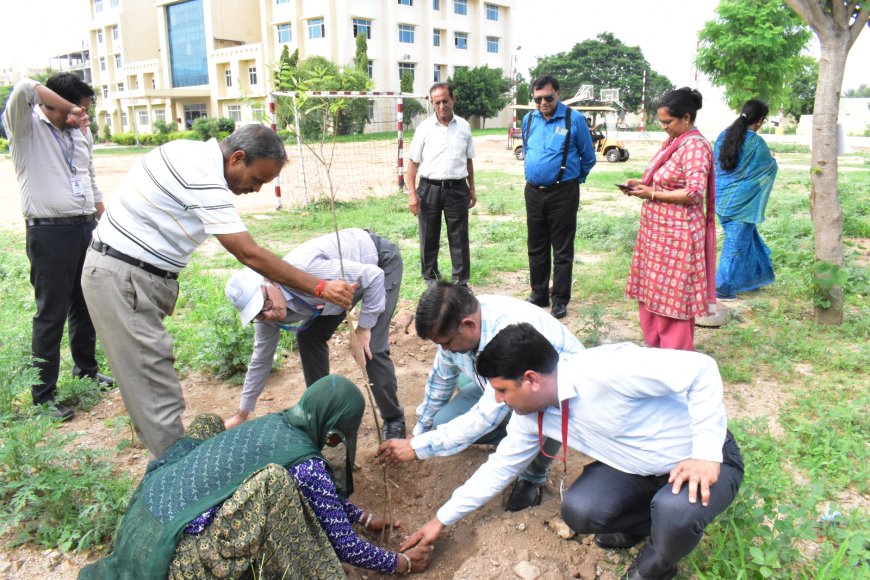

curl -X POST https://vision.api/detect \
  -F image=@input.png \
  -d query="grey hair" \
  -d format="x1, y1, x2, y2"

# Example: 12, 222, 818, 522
220, 124, 288, 165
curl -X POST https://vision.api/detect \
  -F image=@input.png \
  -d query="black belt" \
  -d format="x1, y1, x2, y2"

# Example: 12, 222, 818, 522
420, 177, 466, 189
526, 179, 578, 193
90, 240, 179, 280
26, 214, 96, 227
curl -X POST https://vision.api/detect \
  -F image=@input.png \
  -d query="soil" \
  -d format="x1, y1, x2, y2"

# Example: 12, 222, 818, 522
0, 135, 850, 579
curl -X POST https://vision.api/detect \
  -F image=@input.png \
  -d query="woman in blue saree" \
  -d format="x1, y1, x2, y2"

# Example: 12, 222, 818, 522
713, 99, 778, 301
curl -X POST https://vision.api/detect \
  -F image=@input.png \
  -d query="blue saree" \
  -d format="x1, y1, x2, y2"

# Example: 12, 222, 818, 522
713, 130, 777, 298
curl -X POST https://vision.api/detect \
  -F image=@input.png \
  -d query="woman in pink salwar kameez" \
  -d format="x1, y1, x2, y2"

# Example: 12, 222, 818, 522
619, 87, 716, 351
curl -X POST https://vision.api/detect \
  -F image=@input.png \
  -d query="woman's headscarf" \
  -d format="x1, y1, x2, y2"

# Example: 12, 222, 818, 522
283, 374, 365, 496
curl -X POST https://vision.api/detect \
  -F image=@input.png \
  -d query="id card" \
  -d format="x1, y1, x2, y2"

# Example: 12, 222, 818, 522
70, 175, 84, 197
554, 126, 568, 136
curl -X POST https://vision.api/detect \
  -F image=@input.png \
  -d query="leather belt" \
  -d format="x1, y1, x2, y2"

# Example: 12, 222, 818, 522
421, 177, 466, 189
90, 240, 179, 280
26, 214, 96, 227
526, 179, 578, 193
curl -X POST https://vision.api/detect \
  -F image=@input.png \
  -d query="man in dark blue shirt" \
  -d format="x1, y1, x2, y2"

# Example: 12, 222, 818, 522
522, 75, 596, 319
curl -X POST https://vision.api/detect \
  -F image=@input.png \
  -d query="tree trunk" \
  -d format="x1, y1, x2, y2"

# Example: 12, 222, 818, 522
809, 35, 849, 325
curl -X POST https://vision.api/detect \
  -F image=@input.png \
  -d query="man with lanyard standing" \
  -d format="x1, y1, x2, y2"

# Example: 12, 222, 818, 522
406, 82, 476, 287
401, 323, 743, 580
522, 75, 596, 319
82, 125, 355, 459
224, 228, 407, 439
2, 73, 113, 421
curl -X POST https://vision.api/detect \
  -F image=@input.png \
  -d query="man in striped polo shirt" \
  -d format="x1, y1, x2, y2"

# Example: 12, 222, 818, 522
81, 124, 355, 458
224, 227, 406, 440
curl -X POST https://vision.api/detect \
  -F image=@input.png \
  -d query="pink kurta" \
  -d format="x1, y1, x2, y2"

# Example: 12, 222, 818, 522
626, 135, 713, 320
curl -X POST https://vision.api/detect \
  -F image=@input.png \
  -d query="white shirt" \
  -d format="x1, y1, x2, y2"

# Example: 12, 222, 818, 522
3, 78, 102, 218
94, 139, 246, 271
408, 113, 475, 180
436, 343, 728, 526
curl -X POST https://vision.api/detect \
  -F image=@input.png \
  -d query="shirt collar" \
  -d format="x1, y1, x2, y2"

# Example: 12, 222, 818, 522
555, 355, 580, 404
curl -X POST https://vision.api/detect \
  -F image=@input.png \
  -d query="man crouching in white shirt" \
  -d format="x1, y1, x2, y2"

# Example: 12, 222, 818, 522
400, 323, 744, 580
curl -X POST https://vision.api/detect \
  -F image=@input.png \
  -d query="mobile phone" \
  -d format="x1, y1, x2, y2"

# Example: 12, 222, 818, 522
615, 183, 633, 192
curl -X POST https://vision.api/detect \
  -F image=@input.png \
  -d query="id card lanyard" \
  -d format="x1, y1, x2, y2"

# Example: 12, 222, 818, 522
538, 399, 570, 499
49, 125, 83, 196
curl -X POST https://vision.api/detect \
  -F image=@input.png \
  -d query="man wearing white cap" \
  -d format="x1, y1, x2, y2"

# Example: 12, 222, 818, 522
225, 228, 406, 439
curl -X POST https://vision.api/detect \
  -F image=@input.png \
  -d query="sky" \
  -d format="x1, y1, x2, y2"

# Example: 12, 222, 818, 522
1, 0, 867, 92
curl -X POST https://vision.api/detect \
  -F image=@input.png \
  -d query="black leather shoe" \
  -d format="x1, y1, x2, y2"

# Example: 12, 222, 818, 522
551, 304, 568, 319
73, 367, 115, 389
45, 402, 75, 422
595, 532, 646, 550
381, 419, 406, 440
525, 296, 549, 308
505, 479, 542, 511
621, 565, 677, 580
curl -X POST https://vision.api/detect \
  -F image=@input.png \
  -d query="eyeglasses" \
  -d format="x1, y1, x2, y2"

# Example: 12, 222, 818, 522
533, 94, 556, 104
253, 285, 273, 323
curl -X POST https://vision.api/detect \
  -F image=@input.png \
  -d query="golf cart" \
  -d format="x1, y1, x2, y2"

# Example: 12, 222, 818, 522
508, 103, 629, 163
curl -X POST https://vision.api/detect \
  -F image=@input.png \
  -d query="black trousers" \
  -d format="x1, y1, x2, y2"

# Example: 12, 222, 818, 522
295, 234, 404, 422
417, 180, 470, 286
524, 181, 580, 306
561, 432, 744, 577
26, 220, 99, 404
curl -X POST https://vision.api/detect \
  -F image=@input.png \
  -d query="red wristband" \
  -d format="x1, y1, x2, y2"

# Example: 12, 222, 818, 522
314, 280, 327, 298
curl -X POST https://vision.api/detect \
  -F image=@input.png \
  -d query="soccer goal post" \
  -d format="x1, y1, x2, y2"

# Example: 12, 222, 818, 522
269, 91, 430, 209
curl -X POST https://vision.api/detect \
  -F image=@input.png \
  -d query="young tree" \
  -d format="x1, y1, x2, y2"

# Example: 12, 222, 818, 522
529, 33, 673, 116
401, 72, 426, 125
843, 84, 870, 97
785, 0, 869, 324
354, 30, 369, 74
782, 56, 818, 119
449, 65, 510, 128
696, 0, 811, 111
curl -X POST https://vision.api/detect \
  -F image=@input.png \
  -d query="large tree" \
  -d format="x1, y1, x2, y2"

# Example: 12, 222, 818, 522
696, 0, 812, 111
782, 56, 819, 118
449, 65, 510, 128
529, 32, 673, 118
785, 0, 869, 324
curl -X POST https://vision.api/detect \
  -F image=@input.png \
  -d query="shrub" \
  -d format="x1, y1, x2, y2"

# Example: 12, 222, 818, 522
152, 119, 177, 135
192, 117, 221, 141
101, 125, 111, 142
0, 137, 8, 153
216, 117, 236, 133
111, 132, 138, 146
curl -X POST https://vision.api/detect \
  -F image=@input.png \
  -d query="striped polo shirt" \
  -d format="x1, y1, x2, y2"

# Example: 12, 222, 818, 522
94, 138, 246, 272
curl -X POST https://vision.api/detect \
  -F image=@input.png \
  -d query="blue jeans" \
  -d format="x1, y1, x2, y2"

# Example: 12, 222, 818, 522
431, 379, 558, 486
560, 432, 744, 577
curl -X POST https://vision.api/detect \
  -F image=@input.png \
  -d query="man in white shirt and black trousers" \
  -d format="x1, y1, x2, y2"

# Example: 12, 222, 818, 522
406, 82, 476, 287
400, 323, 744, 580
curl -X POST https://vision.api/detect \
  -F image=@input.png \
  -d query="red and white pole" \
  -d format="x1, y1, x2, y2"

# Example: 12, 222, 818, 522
269, 94, 282, 210
397, 97, 405, 190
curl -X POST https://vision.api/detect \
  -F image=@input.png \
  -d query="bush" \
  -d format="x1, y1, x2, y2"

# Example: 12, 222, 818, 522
0, 137, 8, 153
152, 119, 177, 135
111, 132, 138, 146
192, 117, 221, 141
167, 130, 199, 142
101, 125, 111, 143
216, 117, 236, 133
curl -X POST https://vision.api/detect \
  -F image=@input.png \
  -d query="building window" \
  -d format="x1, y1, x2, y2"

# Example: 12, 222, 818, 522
154, 109, 166, 122
398, 24, 415, 44
454, 32, 468, 50
454, 0, 467, 15
183, 103, 207, 127
308, 17, 325, 39
112, 25, 119, 40
398, 0, 412, 5
138, 110, 149, 126
120, 111, 127, 127
353, 18, 372, 39
277, 23, 291, 43
486, 3, 499, 20
251, 104, 264, 119
433, 64, 442, 82
433, 29, 441, 47
99, 57, 106, 71
152, 77, 156, 89
97, 29, 103, 43
248, 66, 258, 85
117, 81, 125, 92
104, 112, 111, 126
94, 0, 103, 13
110, 0, 119, 7
367, 60, 373, 79
102, 85, 108, 98
398, 62, 415, 81
433, 0, 440, 9
134, 78, 139, 90
225, 69, 232, 87
227, 105, 242, 122
276, 0, 290, 3
487, 36, 499, 54
167, 0, 208, 87
115, 54, 122, 68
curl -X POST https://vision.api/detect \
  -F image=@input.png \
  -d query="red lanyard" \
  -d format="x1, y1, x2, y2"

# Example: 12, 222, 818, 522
537, 400, 569, 475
